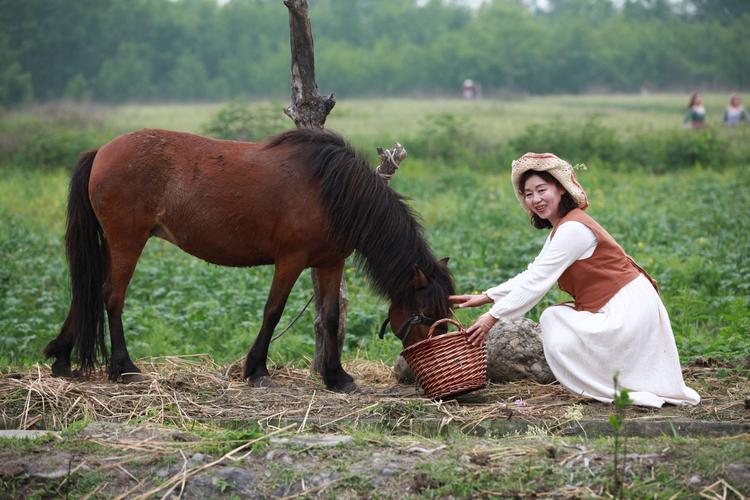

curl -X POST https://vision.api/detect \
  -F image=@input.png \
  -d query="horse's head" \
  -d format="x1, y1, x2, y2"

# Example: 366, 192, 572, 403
379, 257, 455, 349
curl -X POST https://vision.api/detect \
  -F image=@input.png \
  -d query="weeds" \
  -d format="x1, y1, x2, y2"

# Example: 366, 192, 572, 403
609, 372, 632, 498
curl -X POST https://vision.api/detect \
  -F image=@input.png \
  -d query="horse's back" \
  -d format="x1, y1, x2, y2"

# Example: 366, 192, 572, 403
88, 129, 334, 267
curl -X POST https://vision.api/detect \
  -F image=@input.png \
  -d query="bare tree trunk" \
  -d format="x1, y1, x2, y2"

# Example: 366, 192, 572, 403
283, 0, 335, 129
283, 0, 343, 374
283, 0, 407, 374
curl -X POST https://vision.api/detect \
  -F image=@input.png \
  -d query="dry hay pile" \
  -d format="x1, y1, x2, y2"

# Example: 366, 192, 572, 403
0, 354, 747, 432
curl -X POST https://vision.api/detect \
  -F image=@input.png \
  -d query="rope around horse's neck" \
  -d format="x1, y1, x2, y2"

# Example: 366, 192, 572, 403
270, 293, 315, 343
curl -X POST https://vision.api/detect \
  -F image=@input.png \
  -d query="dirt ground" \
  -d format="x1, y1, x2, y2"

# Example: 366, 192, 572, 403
0, 356, 748, 498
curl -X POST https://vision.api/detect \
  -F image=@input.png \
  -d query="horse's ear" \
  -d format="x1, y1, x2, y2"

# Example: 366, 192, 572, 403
439, 257, 450, 268
413, 265, 429, 288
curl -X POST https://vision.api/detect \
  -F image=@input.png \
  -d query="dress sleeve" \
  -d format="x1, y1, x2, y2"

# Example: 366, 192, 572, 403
486, 221, 597, 320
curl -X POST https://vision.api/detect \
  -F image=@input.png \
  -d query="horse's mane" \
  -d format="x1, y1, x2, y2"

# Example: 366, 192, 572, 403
264, 128, 454, 313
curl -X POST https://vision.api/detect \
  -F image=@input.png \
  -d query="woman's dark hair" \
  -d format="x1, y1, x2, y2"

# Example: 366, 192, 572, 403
519, 170, 579, 229
687, 91, 700, 108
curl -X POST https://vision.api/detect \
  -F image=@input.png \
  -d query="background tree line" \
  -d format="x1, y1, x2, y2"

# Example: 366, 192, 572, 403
0, 0, 748, 106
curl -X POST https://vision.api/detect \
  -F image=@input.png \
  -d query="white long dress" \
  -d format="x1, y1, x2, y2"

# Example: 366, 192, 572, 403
484, 221, 700, 408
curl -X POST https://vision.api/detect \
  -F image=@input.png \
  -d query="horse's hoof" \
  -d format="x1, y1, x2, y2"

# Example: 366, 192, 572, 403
249, 375, 275, 388
51, 365, 73, 378
121, 372, 145, 384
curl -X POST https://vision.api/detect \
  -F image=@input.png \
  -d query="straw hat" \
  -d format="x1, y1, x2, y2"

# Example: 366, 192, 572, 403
511, 152, 588, 211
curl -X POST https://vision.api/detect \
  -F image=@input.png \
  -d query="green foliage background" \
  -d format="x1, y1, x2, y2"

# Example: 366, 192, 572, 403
0, 96, 748, 368
0, 0, 748, 106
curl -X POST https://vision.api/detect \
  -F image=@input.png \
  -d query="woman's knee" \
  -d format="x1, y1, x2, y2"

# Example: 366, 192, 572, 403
540, 308, 574, 354
539, 306, 565, 331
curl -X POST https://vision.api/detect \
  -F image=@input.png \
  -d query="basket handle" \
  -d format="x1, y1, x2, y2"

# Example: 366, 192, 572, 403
427, 318, 465, 339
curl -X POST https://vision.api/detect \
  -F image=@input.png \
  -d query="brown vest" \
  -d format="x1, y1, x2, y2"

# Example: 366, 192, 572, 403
553, 209, 658, 312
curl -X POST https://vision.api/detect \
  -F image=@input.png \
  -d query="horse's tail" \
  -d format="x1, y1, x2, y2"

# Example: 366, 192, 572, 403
44, 149, 108, 373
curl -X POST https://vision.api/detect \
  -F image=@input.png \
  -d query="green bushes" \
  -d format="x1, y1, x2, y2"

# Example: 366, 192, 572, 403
6, 101, 745, 174
0, 103, 111, 170
408, 114, 748, 172
510, 117, 622, 165
406, 114, 513, 173
10, 127, 107, 170
201, 100, 287, 141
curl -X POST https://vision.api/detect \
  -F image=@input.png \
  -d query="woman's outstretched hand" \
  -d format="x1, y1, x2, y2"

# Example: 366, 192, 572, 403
449, 293, 492, 309
465, 312, 498, 347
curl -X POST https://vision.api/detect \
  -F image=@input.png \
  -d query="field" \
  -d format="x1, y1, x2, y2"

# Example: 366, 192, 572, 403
1, 94, 749, 497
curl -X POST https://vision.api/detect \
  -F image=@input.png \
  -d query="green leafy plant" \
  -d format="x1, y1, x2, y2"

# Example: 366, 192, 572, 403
201, 100, 288, 142
609, 372, 632, 498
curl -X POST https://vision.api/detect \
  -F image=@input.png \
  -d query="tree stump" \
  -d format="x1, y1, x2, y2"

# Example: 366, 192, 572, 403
393, 318, 555, 385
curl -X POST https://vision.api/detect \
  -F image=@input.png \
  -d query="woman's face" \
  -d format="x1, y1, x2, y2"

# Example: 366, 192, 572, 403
523, 174, 564, 225
694, 94, 703, 106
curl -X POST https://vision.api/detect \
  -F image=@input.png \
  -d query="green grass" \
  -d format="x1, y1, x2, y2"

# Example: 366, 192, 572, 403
410, 435, 750, 498
0, 96, 748, 368
104, 92, 734, 141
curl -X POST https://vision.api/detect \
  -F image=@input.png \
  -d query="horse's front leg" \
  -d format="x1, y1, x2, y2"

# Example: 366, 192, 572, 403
243, 259, 304, 387
316, 262, 357, 393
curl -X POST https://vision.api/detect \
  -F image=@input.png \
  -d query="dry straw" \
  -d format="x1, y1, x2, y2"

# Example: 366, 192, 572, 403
0, 354, 746, 433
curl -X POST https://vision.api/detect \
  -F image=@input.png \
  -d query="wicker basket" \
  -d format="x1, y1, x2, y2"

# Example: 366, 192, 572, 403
401, 318, 487, 400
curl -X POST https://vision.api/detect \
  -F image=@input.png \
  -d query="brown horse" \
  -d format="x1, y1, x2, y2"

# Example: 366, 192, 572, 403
44, 128, 455, 392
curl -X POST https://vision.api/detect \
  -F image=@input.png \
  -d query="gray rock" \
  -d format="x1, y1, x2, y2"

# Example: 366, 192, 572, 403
0, 430, 58, 440
155, 467, 172, 478
0, 460, 26, 478
82, 421, 194, 443
725, 463, 750, 488
212, 466, 255, 487
31, 463, 90, 480
394, 317, 554, 384
393, 355, 416, 384
381, 466, 398, 476
271, 434, 352, 448
486, 317, 555, 383
187, 452, 206, 468
184, 466, 257, 498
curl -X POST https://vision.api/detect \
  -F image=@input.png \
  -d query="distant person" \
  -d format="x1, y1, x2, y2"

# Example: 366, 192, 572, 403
683, 92, 706, 130
461, 79, 478, 99
723, 94, 749, 127
450, 153, 700, 408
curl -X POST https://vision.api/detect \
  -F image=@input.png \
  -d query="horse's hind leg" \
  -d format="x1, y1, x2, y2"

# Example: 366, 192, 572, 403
45, 314, 77, 377
316, 262, 357, 393
243, 259, 305, 387
104, 241, 147, 383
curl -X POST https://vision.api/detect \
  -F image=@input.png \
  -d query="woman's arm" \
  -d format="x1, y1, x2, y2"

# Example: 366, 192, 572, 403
487, 221, 596, 320
465, 222, 596, 345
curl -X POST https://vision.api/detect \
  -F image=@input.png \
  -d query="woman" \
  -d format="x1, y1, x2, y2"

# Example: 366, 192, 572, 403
450, 153, 700, 408
684, 92, 706, 129
723, 94, 749, 127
